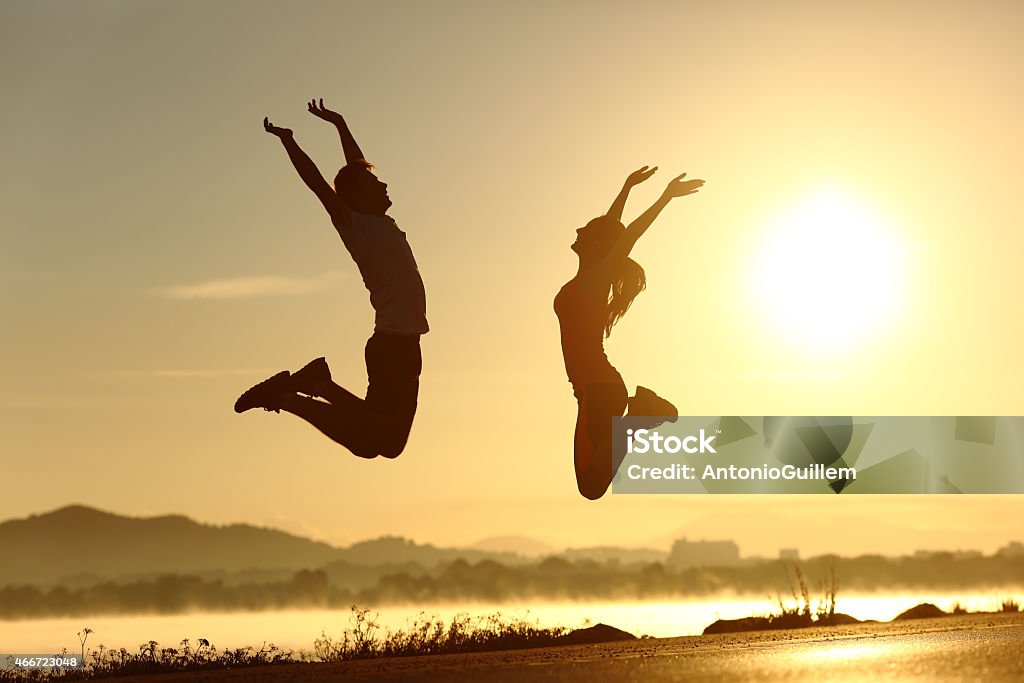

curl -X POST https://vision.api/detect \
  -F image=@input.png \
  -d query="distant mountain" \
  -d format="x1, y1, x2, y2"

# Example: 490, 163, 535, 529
0, 505, 344, 586
0, 506, 528, 588
0, 506, 699, 590
470, 536, 557, 558
339, 536, 528, 568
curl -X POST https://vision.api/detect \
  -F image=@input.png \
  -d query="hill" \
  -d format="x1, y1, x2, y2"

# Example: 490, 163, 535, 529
0, 505, 343, 586
0, 506, 528, 587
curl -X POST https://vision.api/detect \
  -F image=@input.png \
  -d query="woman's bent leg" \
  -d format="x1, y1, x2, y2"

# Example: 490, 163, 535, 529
573, 382, 628, 500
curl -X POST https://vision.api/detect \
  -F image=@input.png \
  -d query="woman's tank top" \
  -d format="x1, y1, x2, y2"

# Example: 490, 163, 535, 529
554, 276, 622, 387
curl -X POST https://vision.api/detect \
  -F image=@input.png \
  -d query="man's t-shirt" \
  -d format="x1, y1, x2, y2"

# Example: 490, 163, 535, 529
338, 211, 429, 336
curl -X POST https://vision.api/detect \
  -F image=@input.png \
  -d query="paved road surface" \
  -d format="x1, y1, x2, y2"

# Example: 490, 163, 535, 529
101, 613, 1024, 682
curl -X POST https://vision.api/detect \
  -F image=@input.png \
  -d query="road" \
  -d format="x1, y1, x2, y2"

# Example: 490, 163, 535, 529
101, 613, 1024, 682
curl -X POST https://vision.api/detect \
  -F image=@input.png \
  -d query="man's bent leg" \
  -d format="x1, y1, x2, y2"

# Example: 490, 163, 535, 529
279, 394, 380, 459
363, 332, 422, 459
310, 380, 364, 411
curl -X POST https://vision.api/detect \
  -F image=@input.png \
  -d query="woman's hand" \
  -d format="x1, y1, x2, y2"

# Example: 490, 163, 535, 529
624, 165, 658, 188
307, 98, 344, 125
263, 116, 293, 139
662, 172, 704, 199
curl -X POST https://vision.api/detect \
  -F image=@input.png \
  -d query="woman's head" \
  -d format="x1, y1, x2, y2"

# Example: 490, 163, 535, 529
571, 215, 647, 337
571, 215, 624, 258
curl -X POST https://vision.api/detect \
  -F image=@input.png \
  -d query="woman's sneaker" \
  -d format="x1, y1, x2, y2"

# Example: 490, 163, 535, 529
291, 357, 331, 396
234, 371, 292, 413
627, 386, 678, 428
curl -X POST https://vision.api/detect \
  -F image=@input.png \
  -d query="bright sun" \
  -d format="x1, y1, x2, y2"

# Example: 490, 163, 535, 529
752, 187, 908, 354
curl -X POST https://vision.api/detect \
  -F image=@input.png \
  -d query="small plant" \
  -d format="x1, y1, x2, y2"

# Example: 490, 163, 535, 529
999, 597, 1020, 613
765, 560, 844, 630
817, 560, 839, 621
76, 627, 92, 664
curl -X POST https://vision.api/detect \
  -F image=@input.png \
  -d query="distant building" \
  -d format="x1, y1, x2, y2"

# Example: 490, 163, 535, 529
996, 541, 1024, 558
779, 548, 799, 561
668, 538, 741, 569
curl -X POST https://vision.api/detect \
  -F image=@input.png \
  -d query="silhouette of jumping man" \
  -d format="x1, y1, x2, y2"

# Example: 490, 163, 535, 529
554, 166, 704, 498
235, 100, 428, 459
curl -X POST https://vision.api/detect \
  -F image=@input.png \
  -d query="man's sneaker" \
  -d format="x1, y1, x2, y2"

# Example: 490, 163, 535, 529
627, 386, 679, 427
291, 357, 331, 396
234, 371, 292, 413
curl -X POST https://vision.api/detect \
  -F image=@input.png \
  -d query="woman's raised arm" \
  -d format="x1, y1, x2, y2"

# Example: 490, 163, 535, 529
608, 172, 705, 262
606, 165, 658, 222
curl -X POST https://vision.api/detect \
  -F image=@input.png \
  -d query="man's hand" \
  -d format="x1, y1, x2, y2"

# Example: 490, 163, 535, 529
307, 98, 344, 125
624, 165, 658, 188
264, 117, 293, 139
662, 172, 705, 199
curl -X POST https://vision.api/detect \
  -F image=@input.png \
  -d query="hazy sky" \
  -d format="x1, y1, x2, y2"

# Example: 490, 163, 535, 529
3, 0, 1024, 557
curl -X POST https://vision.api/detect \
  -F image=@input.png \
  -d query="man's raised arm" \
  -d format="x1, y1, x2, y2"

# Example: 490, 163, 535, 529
308, 99, 366, 165
263, 116, 349, 227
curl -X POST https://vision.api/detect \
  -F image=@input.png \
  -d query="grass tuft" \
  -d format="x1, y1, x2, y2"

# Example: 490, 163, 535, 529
1, 607, 572, 680
313, 606, 569, 661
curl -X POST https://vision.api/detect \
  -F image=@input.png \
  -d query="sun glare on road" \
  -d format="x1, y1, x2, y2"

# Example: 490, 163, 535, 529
806, 641, 899, 662
751, 187, 908, 355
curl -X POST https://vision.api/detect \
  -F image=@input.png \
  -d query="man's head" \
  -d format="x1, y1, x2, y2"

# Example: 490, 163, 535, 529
334, 159, 391, 215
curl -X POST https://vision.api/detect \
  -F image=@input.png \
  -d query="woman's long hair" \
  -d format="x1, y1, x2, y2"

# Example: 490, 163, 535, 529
605, 256, 646, 337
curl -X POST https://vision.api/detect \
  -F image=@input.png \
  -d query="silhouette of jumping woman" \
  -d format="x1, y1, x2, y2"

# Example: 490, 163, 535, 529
554, 166, 704, 498
234, 100, 427, 459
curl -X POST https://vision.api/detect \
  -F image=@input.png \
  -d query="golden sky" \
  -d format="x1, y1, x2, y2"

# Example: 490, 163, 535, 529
3, 0, 1023, 556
